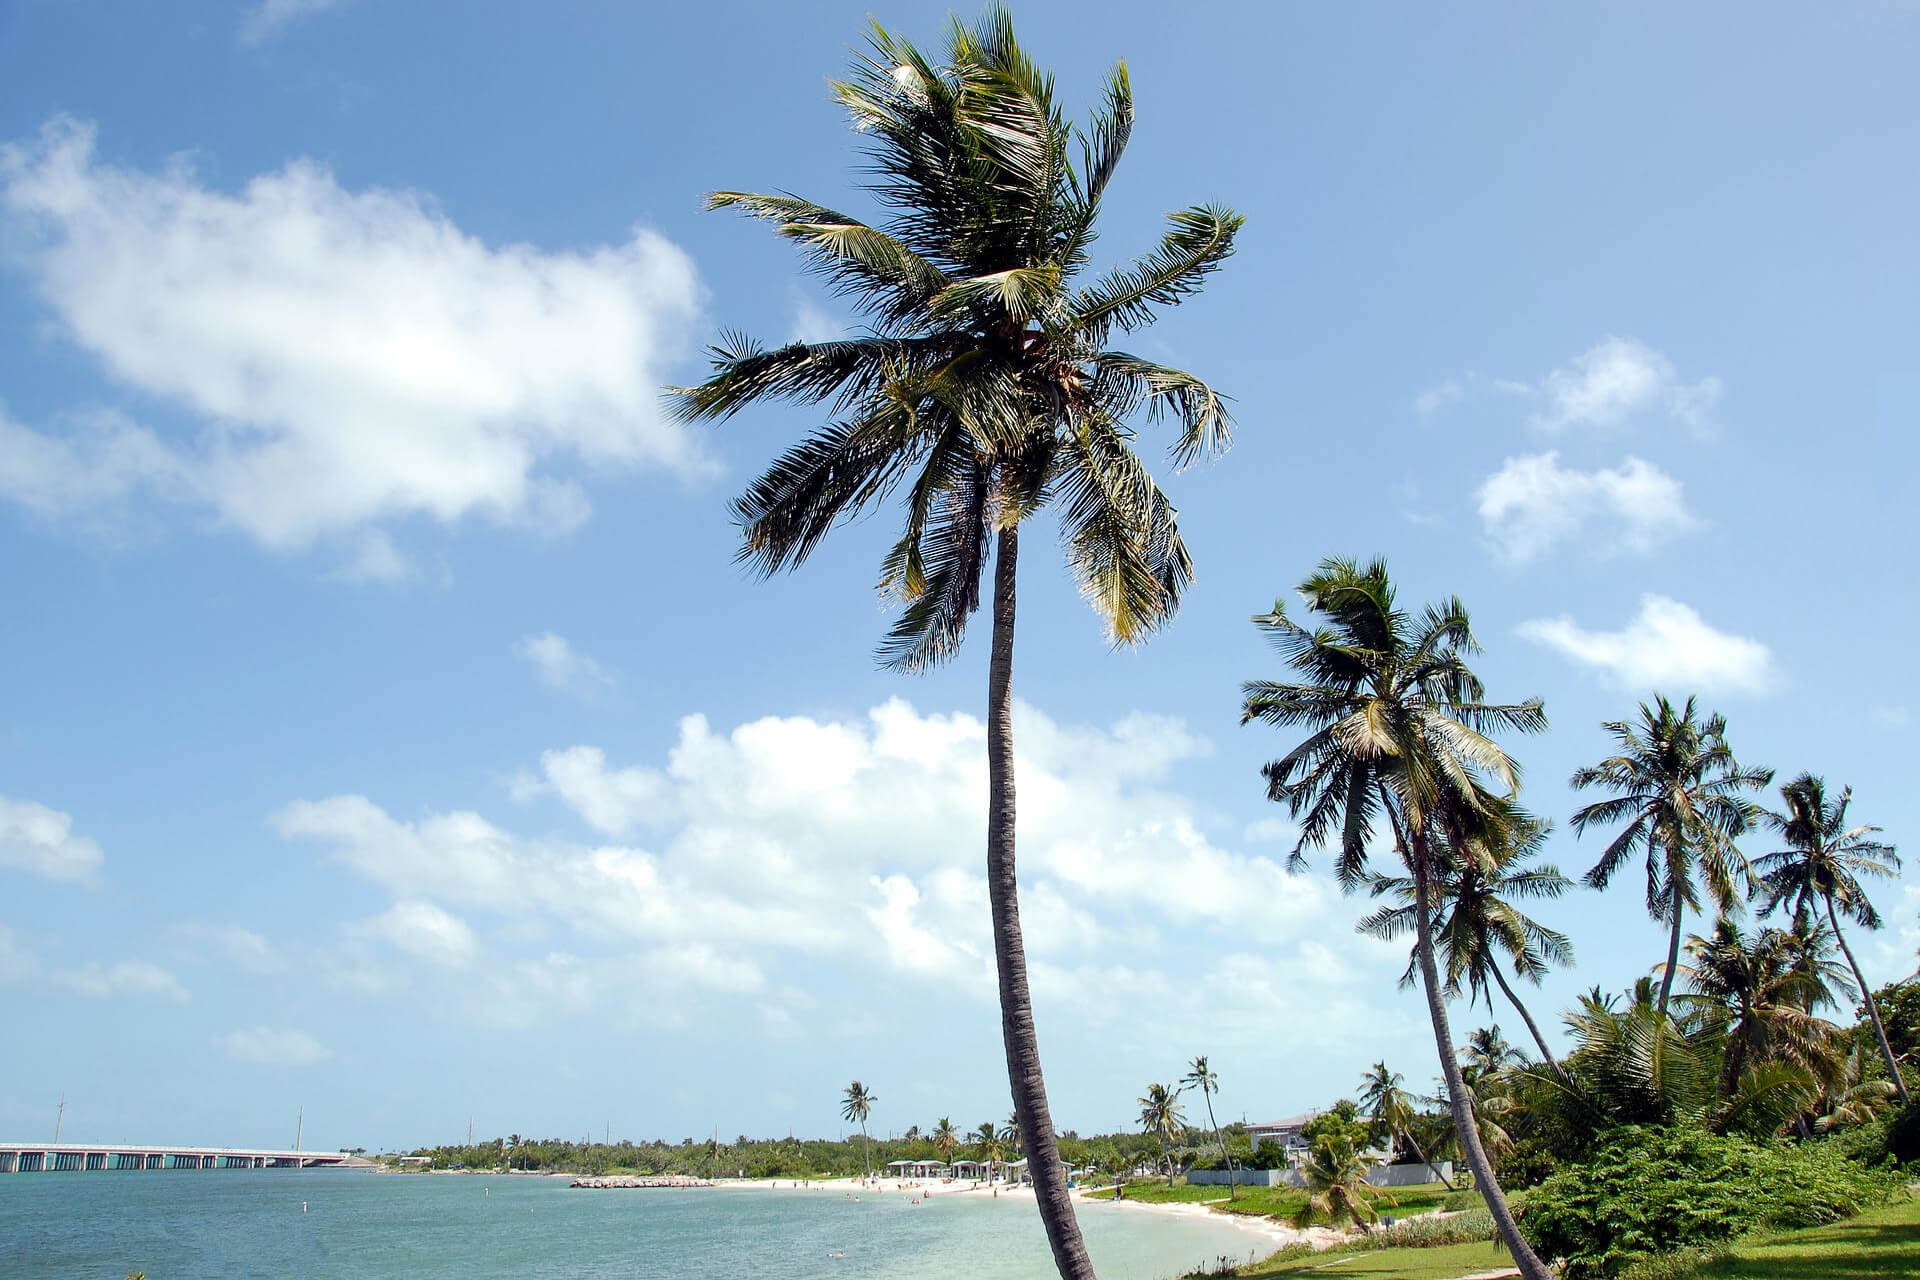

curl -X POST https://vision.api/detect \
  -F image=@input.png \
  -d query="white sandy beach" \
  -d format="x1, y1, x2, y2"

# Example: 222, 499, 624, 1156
713, 1174, 1334, 1252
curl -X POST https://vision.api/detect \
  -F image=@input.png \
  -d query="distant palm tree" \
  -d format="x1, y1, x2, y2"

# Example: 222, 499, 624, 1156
1356, 1062, 1451, 1188
1360, 804, 1574, 1070
1242, 557, 1553, 1280
1675, 919, 1845, 1093
672, 15, 1241, 1279
1179, 1055, 1236, 1199
1570, 696, 1773, 1015
1289, 1132, 1391, 1234
841, 1081, 877, 1180
933, 1117, 959, 1165
998, 1112, 1023, 1155
1462, 1027, 1525, 1081
1753, 774, 1907, 1103
1137, 1083, 1185, 1186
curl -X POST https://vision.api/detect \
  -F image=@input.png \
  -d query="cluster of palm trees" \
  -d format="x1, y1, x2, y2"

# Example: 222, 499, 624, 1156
1241, 560, 1906, 1280
1133, 1056, 1239, 1195
678, 9, 1906, 1280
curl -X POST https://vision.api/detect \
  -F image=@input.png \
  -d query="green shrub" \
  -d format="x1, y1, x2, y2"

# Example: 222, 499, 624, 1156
1519, 1126, 1898, 1279
1348, 1209, 1497, 1251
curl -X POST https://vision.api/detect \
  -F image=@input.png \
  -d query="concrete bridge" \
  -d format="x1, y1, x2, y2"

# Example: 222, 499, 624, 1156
0, 1143, 361, 1172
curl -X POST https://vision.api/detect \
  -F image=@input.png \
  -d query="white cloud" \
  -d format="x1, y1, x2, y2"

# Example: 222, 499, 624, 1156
0, 927, 190, 1001
1413, 379, 1463, 416
354, 900, 478, 970
1476, 452, 1698, 564
0, 118, 704, 553
172, 922, 287, 975
1531, 337, 1720, 433
1870, 706, 1910, 730
326, 530, 414, 585
215, 1026, 333, 1066
513, 632, 617, 702
1518, 594, 1779, 696
59, 961, 189, 1002
0, 795, 105, 884
273, 698, 1346, 1031
531, 745, 668, 835
239, 0, 346, 46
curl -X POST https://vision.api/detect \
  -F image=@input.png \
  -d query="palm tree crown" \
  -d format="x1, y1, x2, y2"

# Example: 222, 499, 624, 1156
1750, 772, 1907, 1102
671, 8, 1241, 670
1569, 695, 1772, 1013
1360, 803, 1573, 1066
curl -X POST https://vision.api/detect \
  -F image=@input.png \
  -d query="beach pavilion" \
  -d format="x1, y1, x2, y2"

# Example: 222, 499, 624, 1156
884, 1158, 950, 1179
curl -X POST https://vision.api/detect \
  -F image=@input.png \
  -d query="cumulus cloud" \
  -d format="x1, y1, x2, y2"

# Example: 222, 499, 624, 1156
172, 922, 287, 975
1416, 339, 1720, 433
0, 795, 105, 883
1476, 452, 1698, 564
1531, 337, 1721, 433
273, 699, 1353, 1032
215, 1026, 333, 1066
513, 633, 616, 702
1519, 594, 1779, 696
0, 118, 704, 554
354, 900, 478, 969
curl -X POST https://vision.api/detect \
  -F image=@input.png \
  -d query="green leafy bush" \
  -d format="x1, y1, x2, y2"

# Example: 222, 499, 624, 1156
1520, 1126, 1898, 1278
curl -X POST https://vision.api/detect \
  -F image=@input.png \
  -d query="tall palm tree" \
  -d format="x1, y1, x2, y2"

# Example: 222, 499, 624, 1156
841, 1081, 877, 1180
1242, 557, 1553, 1280
1753, 774, 1907, 1103
1357, 1061, 1451, 1187
1179, 1055, 1237, 1199
1136, 1083, 1185, 1186
1360, 805, 1574, 1070
933, 1116, 959, 1166
1675, 918, 1846, 1094
672, 15, 1241, 1278
1569, 696, 1773, 1015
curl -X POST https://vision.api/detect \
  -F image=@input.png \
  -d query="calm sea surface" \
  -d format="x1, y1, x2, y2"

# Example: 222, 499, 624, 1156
0, 1172, 1268, 1278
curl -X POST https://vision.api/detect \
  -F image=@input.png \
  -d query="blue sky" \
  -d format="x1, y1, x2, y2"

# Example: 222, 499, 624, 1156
1, 1, 1915, 1153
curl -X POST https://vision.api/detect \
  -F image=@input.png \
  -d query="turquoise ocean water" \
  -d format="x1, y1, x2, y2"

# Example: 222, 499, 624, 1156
0, 1172, 1269, 1278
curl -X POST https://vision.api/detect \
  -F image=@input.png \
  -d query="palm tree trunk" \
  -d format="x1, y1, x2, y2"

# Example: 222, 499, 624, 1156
986, 524, 1097, 1280
1411, 832, 1553, 1280
861, 1123, 871, 1181
1401, 1127, 1455, 1190
1487, 957, 1563, 1075
1203, 1092, 1236, 1200
1827, 894, 1910, 1105
1656, 849, 1685, 1017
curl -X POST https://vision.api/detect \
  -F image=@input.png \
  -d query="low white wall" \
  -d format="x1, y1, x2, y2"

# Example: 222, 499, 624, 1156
1367, 1161, 1452, 1187
1184, 1168, 1289, 1187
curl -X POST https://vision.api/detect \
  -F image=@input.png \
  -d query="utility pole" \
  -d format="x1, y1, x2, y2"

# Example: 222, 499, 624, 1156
295, 1104, 304, 1153
604, 1120, 610, 1145
467, 1117, 474, 1147
53, 1094, 65, 1143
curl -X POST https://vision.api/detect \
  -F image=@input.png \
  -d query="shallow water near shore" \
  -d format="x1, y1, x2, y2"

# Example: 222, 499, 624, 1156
0, 1171, 1269, 1278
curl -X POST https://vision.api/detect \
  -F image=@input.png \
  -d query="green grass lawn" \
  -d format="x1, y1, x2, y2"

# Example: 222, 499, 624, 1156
1233, 1238, 1514, 1279
1090, 1179, 1455, 1222
1666, 1194, 1920, 1279
1203, 1189, 1918, 1280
